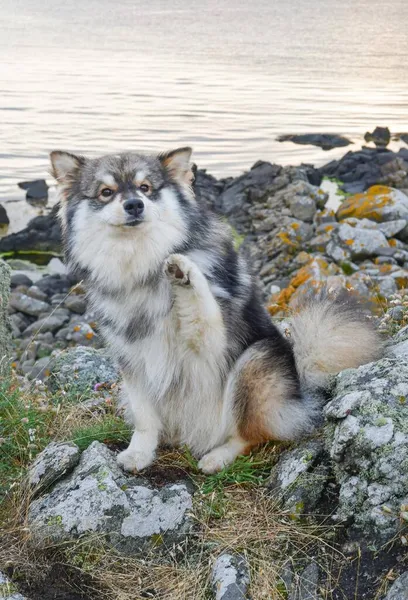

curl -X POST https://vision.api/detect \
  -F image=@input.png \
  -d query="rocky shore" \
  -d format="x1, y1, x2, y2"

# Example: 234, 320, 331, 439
1, 140, 408, 600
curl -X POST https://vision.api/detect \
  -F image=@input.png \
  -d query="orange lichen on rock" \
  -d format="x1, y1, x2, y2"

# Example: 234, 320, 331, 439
336, 185, 395, 222
268, 256, 329, 315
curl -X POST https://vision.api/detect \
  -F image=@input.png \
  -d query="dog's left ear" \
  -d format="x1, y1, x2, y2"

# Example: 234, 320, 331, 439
159, 147, 193, 184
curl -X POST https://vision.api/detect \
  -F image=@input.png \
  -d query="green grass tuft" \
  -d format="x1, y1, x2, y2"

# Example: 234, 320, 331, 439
70, 416, 132, 451
201, 453, 271, 495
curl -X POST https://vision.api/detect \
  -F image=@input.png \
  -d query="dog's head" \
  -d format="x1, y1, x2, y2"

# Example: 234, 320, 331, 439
51, 148, 194, 229
50, 148, 196, 283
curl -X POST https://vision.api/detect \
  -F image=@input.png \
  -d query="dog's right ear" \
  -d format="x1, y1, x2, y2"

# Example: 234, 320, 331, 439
50, 151, 85, 184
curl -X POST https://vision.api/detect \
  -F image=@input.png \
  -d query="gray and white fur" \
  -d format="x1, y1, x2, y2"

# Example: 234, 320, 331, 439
51, 148, 382, 473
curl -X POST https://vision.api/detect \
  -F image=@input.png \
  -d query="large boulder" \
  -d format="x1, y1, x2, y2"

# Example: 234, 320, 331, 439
0, 204, 61, 253
28, 441, 194, 556
324, 354, 408, 545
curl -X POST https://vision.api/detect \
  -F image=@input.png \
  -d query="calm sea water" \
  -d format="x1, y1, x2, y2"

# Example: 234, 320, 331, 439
1, 0, 408, 220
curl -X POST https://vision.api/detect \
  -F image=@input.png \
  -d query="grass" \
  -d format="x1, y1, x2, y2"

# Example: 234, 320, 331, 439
70, 415, 132, 451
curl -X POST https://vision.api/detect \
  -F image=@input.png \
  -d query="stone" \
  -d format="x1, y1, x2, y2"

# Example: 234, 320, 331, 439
0, 205, 61, 254
47, 346, 118, 395
0, 571, 26, 600
64, 294, 87, 314
18, 179, 49, 205
277, 133, 352, 151
364, 127, 391, 148
383, 572, 408, 600
9, 292, 50, 317
28, 442, 194, 556
378, 219, 408, 238
10, 273, 33, 288
22, 314, 69, 337
288, 562, 320, 600
26, 285, 48, 302
324, 356, 408, 544
335, 223, 389, 260
289, 196, 317, 223
212, 554, 250, 600
0, 204, 10, 227
266, 441, 329, 516
388, 339, 408, 361
0, 260, 12, 376
25, 357, 52, 381
337, 186, 408, 223
27, 442, 80, 497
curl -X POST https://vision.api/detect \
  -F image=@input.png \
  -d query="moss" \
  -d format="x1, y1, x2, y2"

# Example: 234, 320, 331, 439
340, 262, 355, 275
47, 515, 63, 526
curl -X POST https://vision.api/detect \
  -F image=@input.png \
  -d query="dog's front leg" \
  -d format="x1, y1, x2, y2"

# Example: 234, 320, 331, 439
117, 379, 161, 472
164, 253, 225, 353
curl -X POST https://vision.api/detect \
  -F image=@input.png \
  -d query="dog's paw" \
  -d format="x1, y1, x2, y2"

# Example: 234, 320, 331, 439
164, 254, 193, 286
198, 449, 232, 474
117, 448, 154, 473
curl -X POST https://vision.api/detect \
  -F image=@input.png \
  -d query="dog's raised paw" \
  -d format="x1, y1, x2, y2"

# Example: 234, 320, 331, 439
198, 450, 230, 474
117, 448, 154, 473
165, 254, 192, 285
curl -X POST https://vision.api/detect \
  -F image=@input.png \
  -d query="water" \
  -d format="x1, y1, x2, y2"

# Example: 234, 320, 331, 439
1, 0, 408, 225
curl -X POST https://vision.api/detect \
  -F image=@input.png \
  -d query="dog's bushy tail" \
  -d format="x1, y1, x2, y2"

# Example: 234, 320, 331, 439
287, 289, 383, 390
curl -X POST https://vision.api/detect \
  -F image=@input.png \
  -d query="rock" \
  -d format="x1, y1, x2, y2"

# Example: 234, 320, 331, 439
333, 222, 389, 261
288, 563, 320, 600
212, 554, 250, 600
27, 441, 80, 497
0, 204, 10, 227
289, 195, 317, 223
324, 356, 408, 544
266, 441, 329, 516
383, 572, 408, 600
0, 260, 12, 376
28, 442, 194, 556
18, 179, 49, 206
277, 133, 352, 151
9, 292, 50, 317
364, 127, 391, 148
22, 314, 69, 337
26, 285, 48, 302
10, 273, 33, 289
337, 185, 408, 224
36, 274, 73, 296
25, 356, 52, 380
389, 339, 408, 360
377, 219, 408, 238
64, 294, 87, 314
0, 204, 61, 254
0, 571, 26, 600
47, 346, 118, 395
217, 161, 282, 215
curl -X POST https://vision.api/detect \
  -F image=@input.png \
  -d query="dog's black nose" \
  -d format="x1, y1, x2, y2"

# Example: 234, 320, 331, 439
123, 198, 144, 218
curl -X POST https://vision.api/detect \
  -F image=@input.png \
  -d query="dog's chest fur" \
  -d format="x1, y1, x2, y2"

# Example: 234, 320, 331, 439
90, 268, 229, 450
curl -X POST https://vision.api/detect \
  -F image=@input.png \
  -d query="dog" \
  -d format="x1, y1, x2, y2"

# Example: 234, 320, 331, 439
50, 147, 381, 473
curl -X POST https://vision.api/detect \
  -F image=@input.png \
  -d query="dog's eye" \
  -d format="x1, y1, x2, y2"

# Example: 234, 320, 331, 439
139, 183, 150, 194
100, 188, 114, 199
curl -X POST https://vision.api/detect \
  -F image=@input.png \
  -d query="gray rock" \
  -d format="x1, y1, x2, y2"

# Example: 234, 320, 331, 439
9, 292, 50, 317
47, 346, 118, 395
324, 356, 408, 544
22, 314, 69, 337
389, 339, 408, 360
378, 219, 408, 238
0, 260, 12, 377
383, 572, 408, 600
25, 357, 53, 381
212, 554, 250, 600
267, 441, 329, 515
0, 571, 26, 600
28, 442, 193, 556
289, 563, 320, 600
27, 442, 80, 496
26, 285, 48, 302
278, 133, 352, 150
10, 273, 33, 288
336, 223, 389, 260
289, 196, 317, 223
64, 294, 87, 314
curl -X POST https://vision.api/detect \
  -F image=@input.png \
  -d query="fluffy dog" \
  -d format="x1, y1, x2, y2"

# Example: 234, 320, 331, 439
50, 147, 381, 473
